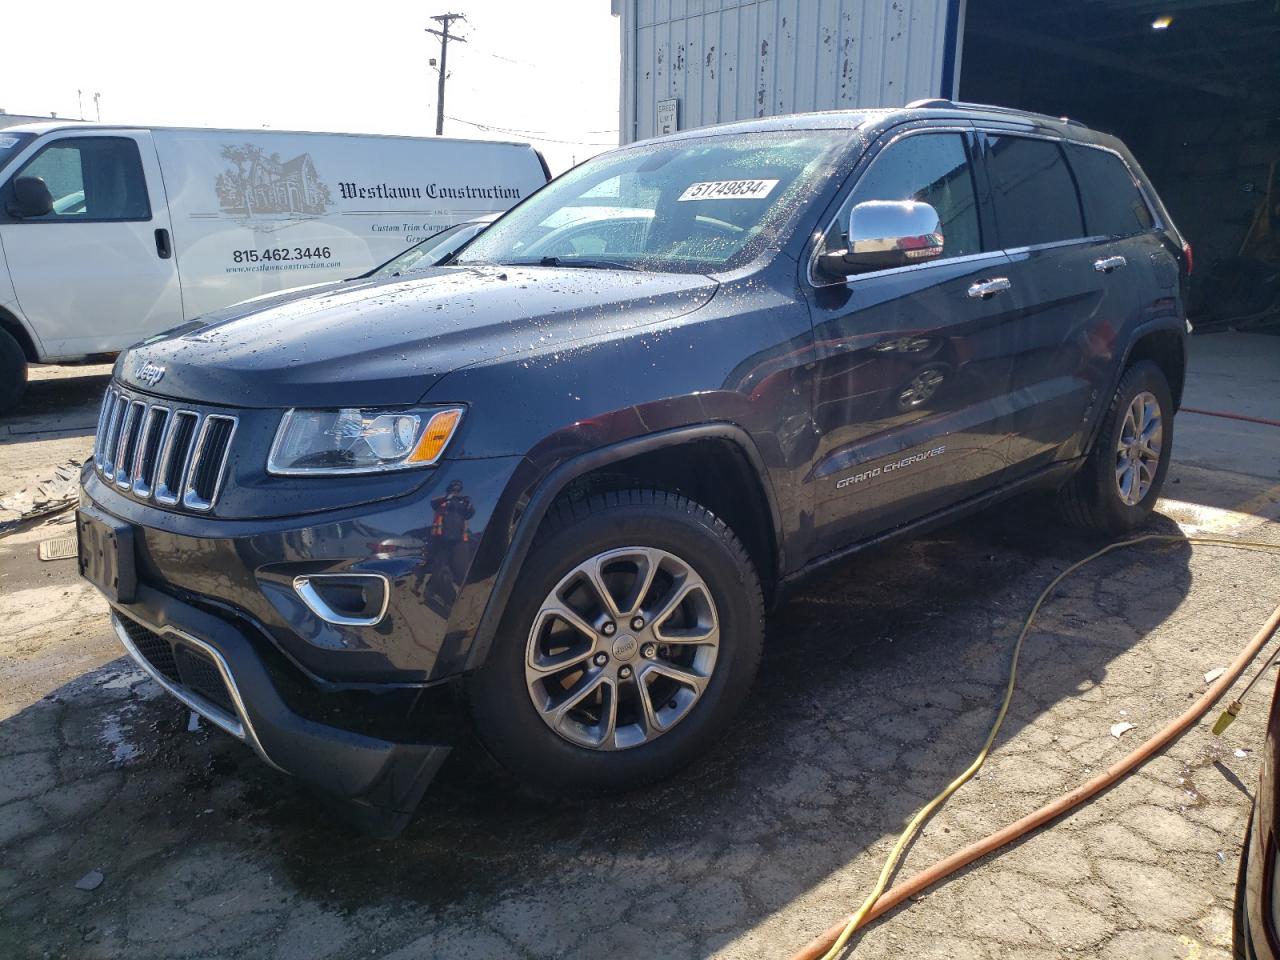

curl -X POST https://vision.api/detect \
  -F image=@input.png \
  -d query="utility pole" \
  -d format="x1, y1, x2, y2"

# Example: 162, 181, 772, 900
93, 92, 101, 122
426, 12, 465, 136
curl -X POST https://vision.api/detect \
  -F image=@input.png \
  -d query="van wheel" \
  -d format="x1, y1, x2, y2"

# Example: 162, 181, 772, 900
467, 487, 764, 796
0, 328, 27, 412
1059, 360, 1173, 534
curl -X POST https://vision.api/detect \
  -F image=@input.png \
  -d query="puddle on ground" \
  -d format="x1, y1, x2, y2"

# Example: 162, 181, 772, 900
99, 703, 144, 764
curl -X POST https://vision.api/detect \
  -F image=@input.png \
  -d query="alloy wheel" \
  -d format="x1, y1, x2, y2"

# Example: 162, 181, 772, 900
1114, 390, 1163, 506
524, 546, 720, 751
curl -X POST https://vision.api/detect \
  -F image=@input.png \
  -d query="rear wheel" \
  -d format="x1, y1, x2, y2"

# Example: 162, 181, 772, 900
467, 487, 765, 796
0, 328, 27, 413
1059, 360, 1173, 534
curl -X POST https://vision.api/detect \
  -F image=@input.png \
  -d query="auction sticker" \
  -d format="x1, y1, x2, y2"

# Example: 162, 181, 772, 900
677, 179, 779, 202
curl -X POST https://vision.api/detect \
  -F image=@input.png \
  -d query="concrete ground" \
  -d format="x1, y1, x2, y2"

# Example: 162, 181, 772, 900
1, 334, 1278, 960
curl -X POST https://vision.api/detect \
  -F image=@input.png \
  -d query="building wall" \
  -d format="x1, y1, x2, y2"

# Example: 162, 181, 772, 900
618, 0, 960, 143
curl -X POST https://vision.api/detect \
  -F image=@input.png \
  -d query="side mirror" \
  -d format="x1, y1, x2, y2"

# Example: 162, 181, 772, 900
7, 176, 55, 219
820, 200, 944, 276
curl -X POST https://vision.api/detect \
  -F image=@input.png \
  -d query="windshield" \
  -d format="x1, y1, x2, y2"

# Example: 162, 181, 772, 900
456, 130, 849, 274
370, 221, 489, 277
0, 132, 35, 174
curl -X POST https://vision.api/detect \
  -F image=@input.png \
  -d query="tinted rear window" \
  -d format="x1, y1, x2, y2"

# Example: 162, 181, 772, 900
986, 135, 1084, 248
1066, 144, 1154, 238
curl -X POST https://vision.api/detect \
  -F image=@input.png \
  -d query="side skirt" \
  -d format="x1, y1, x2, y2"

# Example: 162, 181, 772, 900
775, 457, 1083, 602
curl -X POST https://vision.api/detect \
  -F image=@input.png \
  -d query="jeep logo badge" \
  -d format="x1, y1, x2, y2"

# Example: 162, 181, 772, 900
135, 360, 166, 388
611, 634, 638, 661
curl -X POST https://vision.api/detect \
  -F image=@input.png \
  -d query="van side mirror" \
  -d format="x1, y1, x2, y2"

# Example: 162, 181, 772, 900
819, 200, 944, 276
7, 177, 55, 219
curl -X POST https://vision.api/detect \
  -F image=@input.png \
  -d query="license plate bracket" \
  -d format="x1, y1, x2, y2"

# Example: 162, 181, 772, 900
76, 508, 137, 604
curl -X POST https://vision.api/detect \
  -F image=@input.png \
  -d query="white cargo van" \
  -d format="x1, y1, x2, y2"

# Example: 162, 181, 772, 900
0, 123, 550, 408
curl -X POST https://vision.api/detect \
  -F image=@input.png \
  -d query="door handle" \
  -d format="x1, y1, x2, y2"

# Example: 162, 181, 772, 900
154, 228, 172, 260
1093, 255, 1127, 273
967, 277, 1011, 300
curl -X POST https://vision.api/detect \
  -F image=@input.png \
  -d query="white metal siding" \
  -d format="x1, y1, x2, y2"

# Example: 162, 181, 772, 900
619, 0, 955, 143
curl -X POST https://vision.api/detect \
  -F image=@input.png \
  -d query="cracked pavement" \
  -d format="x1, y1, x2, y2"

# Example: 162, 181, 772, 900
3, 337, 1280, 959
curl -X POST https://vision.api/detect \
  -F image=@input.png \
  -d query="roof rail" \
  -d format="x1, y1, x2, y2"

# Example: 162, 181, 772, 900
905, 98, 1085, 128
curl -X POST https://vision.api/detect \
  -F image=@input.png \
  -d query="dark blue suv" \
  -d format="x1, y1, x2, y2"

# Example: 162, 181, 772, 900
78, 101, 1190, 832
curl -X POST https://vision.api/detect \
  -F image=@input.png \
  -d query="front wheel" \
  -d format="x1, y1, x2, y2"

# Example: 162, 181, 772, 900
467, 487, 765, 796
0, 328, 27, 413
1059, 360, 1174, 534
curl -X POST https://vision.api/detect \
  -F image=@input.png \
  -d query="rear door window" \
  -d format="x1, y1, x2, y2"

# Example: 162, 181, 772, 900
1065, 144, 1155, 238
985, 135, 1084, 248
827, 131, 983, 268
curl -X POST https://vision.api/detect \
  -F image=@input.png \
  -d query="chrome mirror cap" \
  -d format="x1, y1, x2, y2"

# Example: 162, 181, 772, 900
821, 200, 945, 275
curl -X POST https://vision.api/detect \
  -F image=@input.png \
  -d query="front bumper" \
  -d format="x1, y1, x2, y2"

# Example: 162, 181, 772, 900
79, 452, 528, 830
81, 455, 524, 683
110, 584, 449, 832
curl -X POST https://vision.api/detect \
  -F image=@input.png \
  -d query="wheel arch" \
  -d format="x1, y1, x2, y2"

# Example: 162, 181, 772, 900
1079, 319, 1187, 461
465, 424, 783, 672
1122, 323, 1186, 410
0, 304, 39, 363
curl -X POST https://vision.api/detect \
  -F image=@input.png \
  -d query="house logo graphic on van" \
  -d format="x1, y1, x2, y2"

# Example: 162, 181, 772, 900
135, 360, 166, 388
214, 144, 334, 217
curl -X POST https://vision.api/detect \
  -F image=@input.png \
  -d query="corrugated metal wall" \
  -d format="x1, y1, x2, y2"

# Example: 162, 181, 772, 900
618, 0, 959, 143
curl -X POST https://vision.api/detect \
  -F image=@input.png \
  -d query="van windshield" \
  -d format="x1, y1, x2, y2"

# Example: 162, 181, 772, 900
371, 220, 489, 277
455, 130, 849, 274
0, 132, 35, 173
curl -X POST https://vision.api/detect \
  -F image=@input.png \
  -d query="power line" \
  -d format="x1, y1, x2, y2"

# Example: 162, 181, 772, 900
468, 47, 538, 69
455, 116, 617, 139
444, 115, 616, 146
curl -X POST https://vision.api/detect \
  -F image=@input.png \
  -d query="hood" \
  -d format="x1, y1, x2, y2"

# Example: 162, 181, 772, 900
117, 265, 718, 408
227, 278, 355, 310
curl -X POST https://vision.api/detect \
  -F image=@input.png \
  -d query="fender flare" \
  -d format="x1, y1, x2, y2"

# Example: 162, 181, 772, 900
464, 422, 783, 671
1081, 316, 1188, 457
0, 303, 42, 363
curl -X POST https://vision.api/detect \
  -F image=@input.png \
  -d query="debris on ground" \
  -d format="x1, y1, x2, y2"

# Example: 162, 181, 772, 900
74, 870, 104, 892
1111, 721, 1137, 738
0, 459, 83, 535
1235, 748, 1250, 759
1205, 667, 1228, 684
38, 535, 78, 561
187, 712, 201, 733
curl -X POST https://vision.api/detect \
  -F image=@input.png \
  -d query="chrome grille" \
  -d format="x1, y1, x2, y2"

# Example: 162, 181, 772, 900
92, 386, 237, 512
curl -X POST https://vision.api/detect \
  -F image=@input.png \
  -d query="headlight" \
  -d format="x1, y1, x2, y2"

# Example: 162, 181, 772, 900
267, 406, 464, 475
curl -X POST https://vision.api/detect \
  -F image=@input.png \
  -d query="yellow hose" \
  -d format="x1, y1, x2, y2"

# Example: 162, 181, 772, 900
814, 533, 1280, 960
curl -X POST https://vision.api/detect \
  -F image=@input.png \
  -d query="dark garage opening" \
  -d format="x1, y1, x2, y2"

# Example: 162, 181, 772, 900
959, 0, 1280, 331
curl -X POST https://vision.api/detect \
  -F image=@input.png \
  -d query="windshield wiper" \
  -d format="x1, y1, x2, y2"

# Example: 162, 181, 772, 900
502, 256, 638, 271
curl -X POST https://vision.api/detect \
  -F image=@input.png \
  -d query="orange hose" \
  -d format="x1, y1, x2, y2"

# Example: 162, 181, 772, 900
1181, 407, 1280, 429
790, 599, 1280, 960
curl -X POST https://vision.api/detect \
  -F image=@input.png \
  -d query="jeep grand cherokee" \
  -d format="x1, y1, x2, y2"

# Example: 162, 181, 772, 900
78, 101, 1189, 833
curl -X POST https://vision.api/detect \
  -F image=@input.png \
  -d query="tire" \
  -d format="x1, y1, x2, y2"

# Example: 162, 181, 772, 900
0, 327, 27, 413
1059, 360, 1174, 534
467, 487, 765, 796
1233, 812, 1252, 960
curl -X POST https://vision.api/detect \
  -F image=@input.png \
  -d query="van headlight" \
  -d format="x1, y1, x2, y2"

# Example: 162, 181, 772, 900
267, 406, 464, 475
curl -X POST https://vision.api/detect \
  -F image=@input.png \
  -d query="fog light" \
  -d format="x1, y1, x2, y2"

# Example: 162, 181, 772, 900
293, 573, 389, 626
